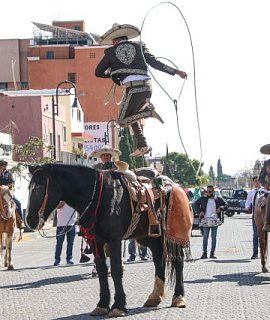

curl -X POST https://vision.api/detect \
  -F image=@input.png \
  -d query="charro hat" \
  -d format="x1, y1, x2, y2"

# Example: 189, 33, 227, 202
99, 23, 140, 45
260, 144, 270, 155
90, 145, 122, 159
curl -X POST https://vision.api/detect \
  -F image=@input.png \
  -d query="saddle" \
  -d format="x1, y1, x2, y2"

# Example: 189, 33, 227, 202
116, 163, 174, 238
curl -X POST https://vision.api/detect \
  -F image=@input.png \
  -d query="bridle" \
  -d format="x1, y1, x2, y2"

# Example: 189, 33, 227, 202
32, 169, 102, 237
37, 177, 49, 230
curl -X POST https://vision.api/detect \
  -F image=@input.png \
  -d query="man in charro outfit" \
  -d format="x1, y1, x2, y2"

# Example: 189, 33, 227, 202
95, 23, 187, 158
89, 145, 123, 277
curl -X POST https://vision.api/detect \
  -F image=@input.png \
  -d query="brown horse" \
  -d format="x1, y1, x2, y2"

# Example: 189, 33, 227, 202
254, 192, 269, 273
0, 185, 16, 270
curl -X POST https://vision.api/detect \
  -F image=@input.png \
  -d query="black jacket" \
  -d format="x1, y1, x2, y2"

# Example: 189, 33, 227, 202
95, 41, 177, 85
0, 170, 14, 186
194, 196, 227, 220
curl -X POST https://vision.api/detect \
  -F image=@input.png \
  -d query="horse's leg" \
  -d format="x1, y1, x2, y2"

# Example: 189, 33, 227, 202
0, 233, 3, 267
260, 229, 268, 273
90, 240, 110, 316
107, 238, 127, 317
139, 237, 165, 307
256, 209, 268, 273
5, 230, 14, 270
171, 252, 186, 308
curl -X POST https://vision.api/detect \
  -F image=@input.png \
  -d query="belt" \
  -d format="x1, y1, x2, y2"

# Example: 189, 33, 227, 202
124, 80, 150, 88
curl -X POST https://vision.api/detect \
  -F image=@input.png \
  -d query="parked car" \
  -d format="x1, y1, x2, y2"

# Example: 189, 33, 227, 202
220, 187, 248, 217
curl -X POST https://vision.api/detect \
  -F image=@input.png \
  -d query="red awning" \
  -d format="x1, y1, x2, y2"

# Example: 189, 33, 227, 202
72, 133, 94, 141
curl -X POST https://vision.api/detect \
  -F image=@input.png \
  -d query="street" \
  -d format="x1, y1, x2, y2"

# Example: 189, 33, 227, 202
1, 214, 270, 320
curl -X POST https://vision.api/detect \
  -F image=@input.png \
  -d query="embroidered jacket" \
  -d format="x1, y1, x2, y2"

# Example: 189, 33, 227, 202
95, 41, 178, 85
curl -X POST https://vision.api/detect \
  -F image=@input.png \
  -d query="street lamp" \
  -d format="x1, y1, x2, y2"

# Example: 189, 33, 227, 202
52, 80, 78, 160
104, 119, 123, 146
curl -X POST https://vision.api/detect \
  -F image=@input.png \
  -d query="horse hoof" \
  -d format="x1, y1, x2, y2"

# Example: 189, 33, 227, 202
90, 306, 109, 316
7, 265, 14, 271
109, 308, 127, 317
171, 296, 186, 308
262, 267, 268, 273
143, 297, 161, 307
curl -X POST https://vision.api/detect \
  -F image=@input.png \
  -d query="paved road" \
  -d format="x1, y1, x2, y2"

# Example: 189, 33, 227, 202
1, 214, 270, 320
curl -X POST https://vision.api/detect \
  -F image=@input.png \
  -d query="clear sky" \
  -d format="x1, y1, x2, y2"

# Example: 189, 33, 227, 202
1, 0, 270, 175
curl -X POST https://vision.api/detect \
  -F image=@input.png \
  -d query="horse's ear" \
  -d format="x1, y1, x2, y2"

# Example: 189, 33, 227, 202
28, 165, 37, 175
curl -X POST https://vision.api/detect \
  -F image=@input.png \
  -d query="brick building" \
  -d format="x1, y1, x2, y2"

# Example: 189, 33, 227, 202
0, 21, 123, 154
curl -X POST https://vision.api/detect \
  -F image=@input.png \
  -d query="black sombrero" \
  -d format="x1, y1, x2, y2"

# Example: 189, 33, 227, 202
260, 144, 270, 155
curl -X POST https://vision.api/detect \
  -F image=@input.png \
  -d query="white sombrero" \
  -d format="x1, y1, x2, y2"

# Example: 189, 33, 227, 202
99, 23, 140, 45
260, 144, 270, 155
90, 145, 122, 159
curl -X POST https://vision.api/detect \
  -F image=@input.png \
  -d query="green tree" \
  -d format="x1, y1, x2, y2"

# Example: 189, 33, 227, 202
208, 165, 215, 185
163, 151, 209, 187
119, 127, 136, 169
11, 136, 55, 177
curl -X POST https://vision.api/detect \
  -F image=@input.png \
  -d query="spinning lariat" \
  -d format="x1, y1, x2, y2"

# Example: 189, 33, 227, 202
140, 1, 203, 176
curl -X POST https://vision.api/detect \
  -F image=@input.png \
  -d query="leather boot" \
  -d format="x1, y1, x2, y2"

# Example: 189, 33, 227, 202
16, 212, 25, 229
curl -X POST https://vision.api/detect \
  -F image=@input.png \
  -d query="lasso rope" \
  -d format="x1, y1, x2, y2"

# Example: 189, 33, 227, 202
140, 1, 203, 176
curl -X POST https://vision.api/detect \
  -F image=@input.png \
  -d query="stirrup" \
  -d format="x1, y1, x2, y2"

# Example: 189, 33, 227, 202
148, 224, 161, 238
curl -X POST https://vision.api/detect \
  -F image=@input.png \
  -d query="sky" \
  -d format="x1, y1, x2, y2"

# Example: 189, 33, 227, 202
1, 0, 270, 176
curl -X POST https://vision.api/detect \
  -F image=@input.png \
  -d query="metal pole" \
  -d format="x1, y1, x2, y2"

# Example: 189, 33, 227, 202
52, 95, 56, 160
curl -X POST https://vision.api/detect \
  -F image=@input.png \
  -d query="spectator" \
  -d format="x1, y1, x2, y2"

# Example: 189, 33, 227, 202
54, 201, 77, 266
245, 176, 267, 259
194, 185, 227, 259
127, 239, 148, 261
0, 160, 25, 229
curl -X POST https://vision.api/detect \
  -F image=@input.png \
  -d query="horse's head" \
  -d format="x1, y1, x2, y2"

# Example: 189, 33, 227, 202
26, 164, 62, 230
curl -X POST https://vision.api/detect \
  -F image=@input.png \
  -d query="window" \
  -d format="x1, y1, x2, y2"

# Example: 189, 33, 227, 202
68, 73, 76, 83
77, 109, 81, 122
21, 82, 28, 89
0, 83, 7, 90
74, 26, 81, 31
46, 51, 54, 59
63, 125, 67, 143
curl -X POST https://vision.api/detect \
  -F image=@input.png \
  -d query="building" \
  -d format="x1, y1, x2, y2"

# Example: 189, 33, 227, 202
0, 20, 125, 155
0, 89, 93, 162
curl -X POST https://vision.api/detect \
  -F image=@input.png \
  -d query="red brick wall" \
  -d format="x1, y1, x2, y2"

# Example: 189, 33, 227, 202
28, 46, 120, 123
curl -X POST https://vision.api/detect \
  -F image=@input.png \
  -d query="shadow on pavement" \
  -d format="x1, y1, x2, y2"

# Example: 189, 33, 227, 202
185, 271, 270, 286
0, 272, 93, 290
53, 306, 159, 319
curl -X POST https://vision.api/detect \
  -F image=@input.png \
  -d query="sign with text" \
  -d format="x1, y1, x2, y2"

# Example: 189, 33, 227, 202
84, 122, 111, 155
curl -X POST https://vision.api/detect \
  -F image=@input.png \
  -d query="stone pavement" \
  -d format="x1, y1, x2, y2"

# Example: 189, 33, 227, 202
1, 214, 270, 320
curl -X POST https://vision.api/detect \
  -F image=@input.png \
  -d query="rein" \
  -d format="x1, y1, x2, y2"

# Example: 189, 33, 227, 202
37, 177, 49, 229
36, 170, 103, 240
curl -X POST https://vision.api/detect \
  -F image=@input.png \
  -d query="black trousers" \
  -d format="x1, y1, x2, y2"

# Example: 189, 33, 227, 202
119, 82, 153, 148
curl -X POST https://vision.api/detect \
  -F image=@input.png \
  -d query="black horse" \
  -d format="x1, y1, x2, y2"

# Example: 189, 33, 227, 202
26, 164, 192, 317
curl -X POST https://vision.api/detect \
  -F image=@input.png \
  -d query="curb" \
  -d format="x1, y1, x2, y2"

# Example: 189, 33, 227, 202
13, 224, 56, 242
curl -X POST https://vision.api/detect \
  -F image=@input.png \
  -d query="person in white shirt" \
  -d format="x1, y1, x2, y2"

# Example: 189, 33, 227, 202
194, 185, 227, 259
54, 201, 77, 266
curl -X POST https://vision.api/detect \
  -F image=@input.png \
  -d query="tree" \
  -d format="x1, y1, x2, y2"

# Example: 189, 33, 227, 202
164, 151, 209, 187
119, 127, 136, 169
11, 136, 55, 177
208, 165, 216, 185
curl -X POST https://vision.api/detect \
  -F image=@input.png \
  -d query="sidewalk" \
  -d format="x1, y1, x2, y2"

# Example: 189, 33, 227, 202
13, 220, 56, 242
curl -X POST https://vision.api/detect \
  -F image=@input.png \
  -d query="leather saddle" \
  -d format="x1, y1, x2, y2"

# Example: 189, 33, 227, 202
120, 167, 174, 237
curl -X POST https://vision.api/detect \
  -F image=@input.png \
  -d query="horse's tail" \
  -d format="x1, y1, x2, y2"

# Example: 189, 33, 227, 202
165, 238, 192, 286
265, 231, 268, 258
